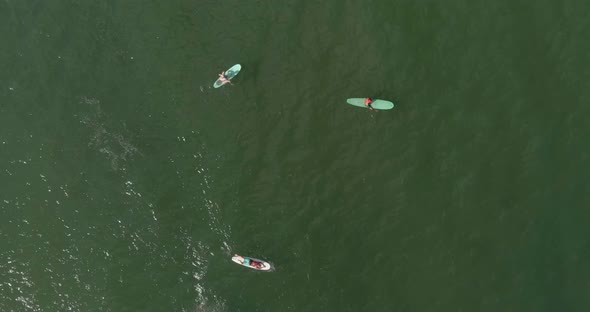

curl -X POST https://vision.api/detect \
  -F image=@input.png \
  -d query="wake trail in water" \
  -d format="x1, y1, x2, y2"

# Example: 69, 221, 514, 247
77, 97, 232, 311
180, 143, 234, 311
79, 97, 141, 171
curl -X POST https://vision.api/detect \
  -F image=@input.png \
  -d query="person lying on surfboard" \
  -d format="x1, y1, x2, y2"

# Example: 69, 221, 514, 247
365, 98, 375, 111
218, 72, 231, 85
250, 260, 263, 269
234, 255, 263, 269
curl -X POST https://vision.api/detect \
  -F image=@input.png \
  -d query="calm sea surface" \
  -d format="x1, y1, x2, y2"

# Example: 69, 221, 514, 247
1, 1, 589, 311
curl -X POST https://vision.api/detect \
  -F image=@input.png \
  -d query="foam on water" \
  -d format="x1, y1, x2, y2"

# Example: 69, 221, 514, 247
183, 140, 234, 310
0, 88, 236, 310
78, 100, 232, 309
79, 97, 140, 171
190, 146, 234, 249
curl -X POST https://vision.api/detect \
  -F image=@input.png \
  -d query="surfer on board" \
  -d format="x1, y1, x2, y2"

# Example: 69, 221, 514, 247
218, 72, 231, 85
250, 260, 263, 269
365, 98, 375, 111
234, 254, 252, 266
234, 254, 263, 269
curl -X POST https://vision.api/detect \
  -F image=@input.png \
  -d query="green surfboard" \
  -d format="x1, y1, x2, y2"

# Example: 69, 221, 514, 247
213, 64, 241, 88
346, 98, 394, 110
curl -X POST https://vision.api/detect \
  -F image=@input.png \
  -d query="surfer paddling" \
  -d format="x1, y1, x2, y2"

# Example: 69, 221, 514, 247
213, 65, 241, 88
365, 98, 375, 111
218, 72, 232, 85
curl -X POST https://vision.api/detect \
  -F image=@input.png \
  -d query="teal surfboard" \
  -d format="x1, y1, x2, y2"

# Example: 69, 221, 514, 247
346, 98, 394, 110
213, 64, 241, 88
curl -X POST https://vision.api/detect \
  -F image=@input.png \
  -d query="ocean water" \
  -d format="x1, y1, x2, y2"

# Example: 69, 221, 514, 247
1, 1, 589, 311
